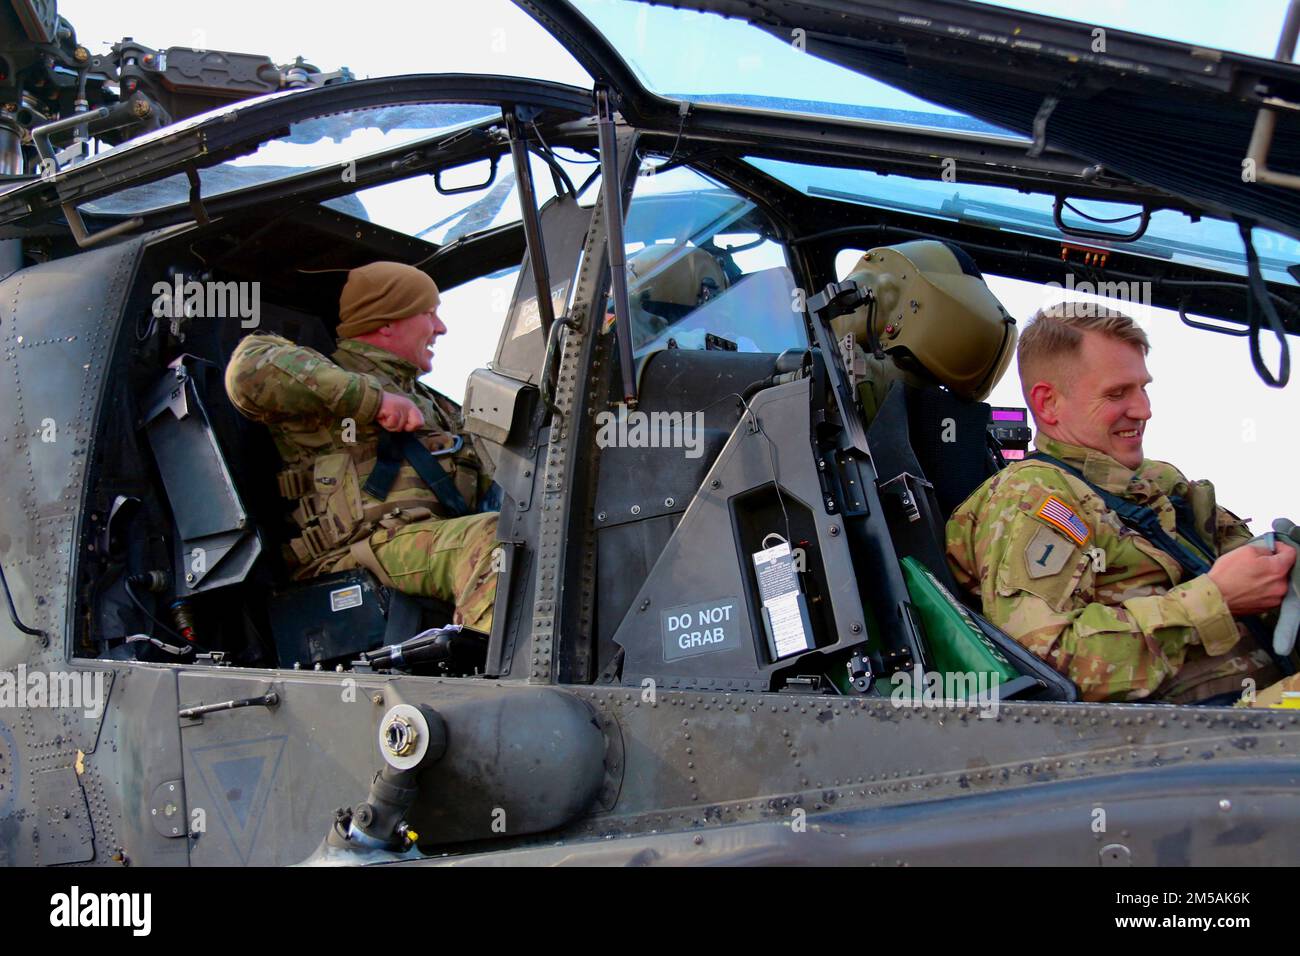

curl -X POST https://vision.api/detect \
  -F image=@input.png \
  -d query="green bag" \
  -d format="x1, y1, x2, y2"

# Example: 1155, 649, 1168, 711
900, 556, 1018, 683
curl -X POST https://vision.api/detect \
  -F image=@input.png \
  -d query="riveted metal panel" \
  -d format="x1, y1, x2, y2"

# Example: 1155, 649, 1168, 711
0, 238, 145, 867
612, 379, 870, 691
0, 238, 145, 669
88, 663, 189, 866
525, 141, 625, 684
174, 670, 607, 864
31, 767, 93, 864
421, 759, 1300, 866
519, 686, 1300, 865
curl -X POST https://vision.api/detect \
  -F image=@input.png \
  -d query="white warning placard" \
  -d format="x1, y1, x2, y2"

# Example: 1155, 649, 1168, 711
752, 541, 813, 658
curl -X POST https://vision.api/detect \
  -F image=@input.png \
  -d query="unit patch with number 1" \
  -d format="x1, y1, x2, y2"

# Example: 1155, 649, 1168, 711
1024, 524, 1075, 579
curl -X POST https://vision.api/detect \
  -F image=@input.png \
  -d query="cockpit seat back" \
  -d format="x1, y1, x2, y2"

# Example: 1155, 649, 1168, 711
140, 347, 450, 670
868, 381, 1078, 701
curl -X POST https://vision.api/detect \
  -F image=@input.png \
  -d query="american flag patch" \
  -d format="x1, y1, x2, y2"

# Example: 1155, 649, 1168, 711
1035, 496, 1091, 546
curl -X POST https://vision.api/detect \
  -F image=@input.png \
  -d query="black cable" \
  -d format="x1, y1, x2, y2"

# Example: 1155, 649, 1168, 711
730, 391, 792, 548
659, 104, 690, 172
692, 386, 793, 544
576, 166, 602, 199
528, 122, 599, 164
124, 575, 186, 643
1238, 221, 1292, 388
135, 309, 157, 342
126, 634, 193, 657
740, 375, 774, 403
526, 141, 576, 198
1061, 199, 1144, 224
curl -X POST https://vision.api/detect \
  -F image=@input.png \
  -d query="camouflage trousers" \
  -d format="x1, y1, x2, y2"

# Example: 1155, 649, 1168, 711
358, 511, 499, 633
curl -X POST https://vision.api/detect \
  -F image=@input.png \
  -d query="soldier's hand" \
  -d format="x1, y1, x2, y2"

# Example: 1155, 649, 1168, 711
1208, 542, 1296, 616
376, 392, 425, 432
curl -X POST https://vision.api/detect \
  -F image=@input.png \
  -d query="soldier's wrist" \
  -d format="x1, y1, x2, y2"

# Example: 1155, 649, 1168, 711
1181, 574, 1241, 656
354, 380, 385, 424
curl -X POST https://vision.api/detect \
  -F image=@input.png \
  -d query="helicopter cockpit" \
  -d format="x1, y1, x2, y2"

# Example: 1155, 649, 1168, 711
7, 51, 1286, 718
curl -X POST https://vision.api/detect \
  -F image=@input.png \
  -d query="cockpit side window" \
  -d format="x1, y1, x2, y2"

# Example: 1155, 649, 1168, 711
422, 264, 521, 403
618, 163, 804, 356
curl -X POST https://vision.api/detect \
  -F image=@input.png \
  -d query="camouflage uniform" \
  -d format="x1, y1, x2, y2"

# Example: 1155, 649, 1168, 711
946, 435, 1278, 703
225, 333, 499, 632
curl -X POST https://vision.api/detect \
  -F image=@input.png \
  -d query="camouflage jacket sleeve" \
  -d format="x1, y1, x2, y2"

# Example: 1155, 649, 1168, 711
946, 468, 1239, 703
224, 333, 385, 426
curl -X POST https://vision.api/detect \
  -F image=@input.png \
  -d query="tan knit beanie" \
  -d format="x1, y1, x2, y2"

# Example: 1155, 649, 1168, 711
337, 262, 440, 338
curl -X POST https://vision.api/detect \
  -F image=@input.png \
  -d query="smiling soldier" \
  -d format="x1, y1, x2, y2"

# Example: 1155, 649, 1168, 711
946, 302, 1295, 703
224, 261, 499, 633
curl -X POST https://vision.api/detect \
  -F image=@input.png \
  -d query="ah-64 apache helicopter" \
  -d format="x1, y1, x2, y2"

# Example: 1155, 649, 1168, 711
1, 0, 1300, 867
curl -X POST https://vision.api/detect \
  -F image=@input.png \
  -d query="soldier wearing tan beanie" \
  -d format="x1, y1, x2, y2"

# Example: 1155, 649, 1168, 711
225, 261, 500, 637
337, 261, 442, 340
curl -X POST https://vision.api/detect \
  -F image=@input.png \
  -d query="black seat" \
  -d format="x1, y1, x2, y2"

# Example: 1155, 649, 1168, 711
190, 302, 341, 572
868, 381, 997, 593
868, 381, 1078, 702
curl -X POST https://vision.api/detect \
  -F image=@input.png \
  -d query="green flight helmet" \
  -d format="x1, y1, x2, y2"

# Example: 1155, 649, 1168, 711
626, 244, 728, 341
831, 240, 1017, 401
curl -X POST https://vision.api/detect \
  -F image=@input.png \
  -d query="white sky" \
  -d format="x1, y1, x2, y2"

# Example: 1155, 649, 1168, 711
58, 0, 1300, 532
59, 1, 591, 85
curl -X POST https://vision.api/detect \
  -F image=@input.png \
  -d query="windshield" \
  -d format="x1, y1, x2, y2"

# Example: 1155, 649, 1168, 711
974, 0, 1292, 60
569, 0, 1018, 137
751, 157, 1300, 287
83, 102, 502, 215
618, 163, 803, 357
346, 146, 600, 243
568, 0, 1298, 132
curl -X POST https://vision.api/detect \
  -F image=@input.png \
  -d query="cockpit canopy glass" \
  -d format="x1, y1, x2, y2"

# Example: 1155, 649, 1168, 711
569, 0, 1018, 137
621, 163, 804, 357
749, 157, 1300, 287
83, 102, 502, 215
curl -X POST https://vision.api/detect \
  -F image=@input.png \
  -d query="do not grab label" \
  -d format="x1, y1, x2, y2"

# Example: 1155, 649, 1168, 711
661, 598, 742, 662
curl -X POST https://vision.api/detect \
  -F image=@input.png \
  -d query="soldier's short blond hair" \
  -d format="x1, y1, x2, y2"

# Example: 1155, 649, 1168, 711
1018, 301, 1149, 395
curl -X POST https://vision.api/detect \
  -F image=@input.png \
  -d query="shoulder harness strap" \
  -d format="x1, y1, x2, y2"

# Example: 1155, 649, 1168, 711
363, 430, 471, 517
1026, 451, 1215, 578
